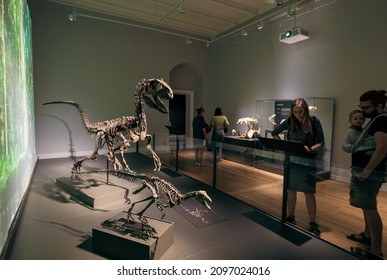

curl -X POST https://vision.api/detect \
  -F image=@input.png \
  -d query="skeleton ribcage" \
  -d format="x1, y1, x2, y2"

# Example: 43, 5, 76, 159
156, 180, 182, 207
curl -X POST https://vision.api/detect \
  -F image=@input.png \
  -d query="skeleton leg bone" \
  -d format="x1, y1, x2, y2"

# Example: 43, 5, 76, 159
127, 195, 155, 223
145, 135, 161, 171
117, 132, 132, 172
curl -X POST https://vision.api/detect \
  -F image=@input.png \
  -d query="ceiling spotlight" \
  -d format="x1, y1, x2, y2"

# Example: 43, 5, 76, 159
185, 38, 192, 44
276, 0, 283, 6
68, 13, 76, 22
179, 2, 185, 14
241, 29, 248, 36
68, 0, 77, 21
257, 20, 264, 30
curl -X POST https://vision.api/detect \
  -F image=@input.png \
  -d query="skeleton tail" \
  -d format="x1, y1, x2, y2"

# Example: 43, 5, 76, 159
43, 101, 99, 133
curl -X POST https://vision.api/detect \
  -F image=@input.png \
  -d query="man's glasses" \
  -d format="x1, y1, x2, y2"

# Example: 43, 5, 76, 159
358, 105, 375, 110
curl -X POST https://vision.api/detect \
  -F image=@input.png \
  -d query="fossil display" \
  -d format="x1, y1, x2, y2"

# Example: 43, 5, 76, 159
81, 170, 212, 238
236, 117, 261, 138
43, 78, 173, 175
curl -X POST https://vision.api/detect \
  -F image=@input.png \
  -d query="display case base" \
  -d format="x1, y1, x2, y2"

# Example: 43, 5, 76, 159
56, 173, 129, 208
92, 212, 174, 260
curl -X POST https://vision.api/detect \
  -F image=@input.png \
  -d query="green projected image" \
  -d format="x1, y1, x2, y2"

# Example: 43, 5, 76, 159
0, 0, 36, 254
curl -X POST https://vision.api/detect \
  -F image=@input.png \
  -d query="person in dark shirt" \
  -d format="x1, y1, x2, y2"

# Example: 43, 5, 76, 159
192, 107, 209, 166
347, 90, 387, 260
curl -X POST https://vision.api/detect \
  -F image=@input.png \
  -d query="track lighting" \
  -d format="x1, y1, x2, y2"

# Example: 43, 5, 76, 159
68, 0, 77, 22
185, 38, 192, 44
241, 29, 248, 36
257, 20, 264, 30
68, 13, 76, 22
276, 0, 283, 6
179, 2, 185, 14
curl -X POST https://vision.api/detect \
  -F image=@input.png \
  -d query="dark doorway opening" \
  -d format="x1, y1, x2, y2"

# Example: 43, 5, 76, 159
169, 94, 186, 135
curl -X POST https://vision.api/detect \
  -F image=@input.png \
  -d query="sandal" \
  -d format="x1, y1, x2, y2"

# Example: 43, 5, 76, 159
346, 232, 371, 245
350, 246, 384, 260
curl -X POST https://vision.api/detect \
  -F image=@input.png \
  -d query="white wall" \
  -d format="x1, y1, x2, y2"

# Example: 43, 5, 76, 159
29, 1, 210, 158
209, 0, 387, 176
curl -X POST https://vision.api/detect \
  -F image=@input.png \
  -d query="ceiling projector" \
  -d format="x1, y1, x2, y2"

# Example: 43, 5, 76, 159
279, 27, 309, 44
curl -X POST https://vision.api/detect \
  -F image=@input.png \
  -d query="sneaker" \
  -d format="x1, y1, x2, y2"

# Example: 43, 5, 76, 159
308, 222, 321, 237
285, 215, 296, 225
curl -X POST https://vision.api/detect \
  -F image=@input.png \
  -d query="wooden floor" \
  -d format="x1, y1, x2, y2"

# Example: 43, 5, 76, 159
158, 148, 387, 256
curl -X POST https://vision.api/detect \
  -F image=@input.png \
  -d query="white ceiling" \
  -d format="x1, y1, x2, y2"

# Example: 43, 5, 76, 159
46, 0, 314, 43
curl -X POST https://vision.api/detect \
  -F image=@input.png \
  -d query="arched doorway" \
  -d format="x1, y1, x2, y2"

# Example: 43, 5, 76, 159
168, 63, 202, 149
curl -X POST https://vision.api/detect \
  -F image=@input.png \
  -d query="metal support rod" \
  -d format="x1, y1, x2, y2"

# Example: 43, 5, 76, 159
153, 133, 156, 152
281, 153, 290, 222
175, 134, 179, 172
212, 143, 217, 188
106, 158, 109, 184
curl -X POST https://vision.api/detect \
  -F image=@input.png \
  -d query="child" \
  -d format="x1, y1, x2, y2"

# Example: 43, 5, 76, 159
342, 110, 365, 153
342, 110, 375, 153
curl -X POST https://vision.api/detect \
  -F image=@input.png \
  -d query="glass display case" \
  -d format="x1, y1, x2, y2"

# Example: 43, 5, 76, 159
256, 98, 334, 179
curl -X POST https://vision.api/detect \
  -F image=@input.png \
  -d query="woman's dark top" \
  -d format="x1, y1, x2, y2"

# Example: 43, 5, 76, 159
193, 115, 206, 139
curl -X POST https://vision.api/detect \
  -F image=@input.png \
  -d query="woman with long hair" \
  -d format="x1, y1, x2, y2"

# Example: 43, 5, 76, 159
271, 98, 325, 236
210, 107, 229, 161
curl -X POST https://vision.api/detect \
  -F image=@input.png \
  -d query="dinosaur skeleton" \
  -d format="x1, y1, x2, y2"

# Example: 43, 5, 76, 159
44, 78, 173, 175
237, 116, 261, 138
268, 114, 277, 126
308, 105, 317, 116
80, 169, 212, 227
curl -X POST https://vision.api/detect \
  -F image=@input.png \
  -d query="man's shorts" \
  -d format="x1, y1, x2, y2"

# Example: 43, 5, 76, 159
349, 175, 383, 210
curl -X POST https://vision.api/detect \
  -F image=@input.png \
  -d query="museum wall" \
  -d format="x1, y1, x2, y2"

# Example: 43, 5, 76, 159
208, 0, 387, 181
29, 0, 210, 159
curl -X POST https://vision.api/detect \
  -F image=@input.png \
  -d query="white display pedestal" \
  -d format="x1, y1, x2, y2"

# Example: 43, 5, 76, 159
92, 212, 174, 260
56, 173, 129, 208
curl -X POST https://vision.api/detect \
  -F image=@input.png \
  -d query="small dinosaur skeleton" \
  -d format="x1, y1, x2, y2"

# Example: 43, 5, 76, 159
44, 78, 173, 175
237, 116, 261, 138
308, 105, 317, 116
80, 170, 212, 227
268, 114, 277, 125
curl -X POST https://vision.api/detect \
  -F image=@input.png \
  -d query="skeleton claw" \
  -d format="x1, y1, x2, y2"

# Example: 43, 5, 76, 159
141, 224, 157, 239
124, 166, 133, 173
140, 215, 148, 225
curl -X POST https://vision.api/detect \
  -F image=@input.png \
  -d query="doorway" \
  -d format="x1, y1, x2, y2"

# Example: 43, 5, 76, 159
169, 94, 186, 135
168, 90, 194, 150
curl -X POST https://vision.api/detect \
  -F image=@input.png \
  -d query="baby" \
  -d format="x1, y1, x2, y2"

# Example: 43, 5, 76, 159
342, 109, 375, 153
